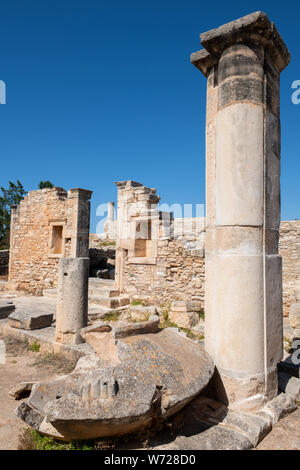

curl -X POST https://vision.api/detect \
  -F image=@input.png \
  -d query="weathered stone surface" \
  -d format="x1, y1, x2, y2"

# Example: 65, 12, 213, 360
9, 310, 53, 330
55, 257, 89, 345
113, 180, 205, 307
8, 187, 92, 294
82, 315, 161, 345
219, 410, 271, 447
130, 305, 157, 322
155, 425, 253, 450
169, 310, 199, 329
279, 221, 300, 317
0, 301, 15, 319
16, 328, 214, 440
290, 303, 300, 329
152, 397, 254, 450
200, 11, 290, 73
256, 407, 300, 450
262, 393, 297, 424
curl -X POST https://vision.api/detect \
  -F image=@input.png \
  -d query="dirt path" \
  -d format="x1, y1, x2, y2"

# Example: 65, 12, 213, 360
0, 337, 75, 450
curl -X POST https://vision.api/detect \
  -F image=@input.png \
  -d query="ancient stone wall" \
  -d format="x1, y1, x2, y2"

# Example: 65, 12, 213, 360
114, 219, 299, 312
114, 181, 206, 307
122, 238, 205, 306
279, 220, 300, 316
108, 179, 299, 314
9, 187, 92, 294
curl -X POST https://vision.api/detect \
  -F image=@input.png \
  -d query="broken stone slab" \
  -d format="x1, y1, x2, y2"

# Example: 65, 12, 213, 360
0, 301, 15, 319
113, 315, 160, 339
129, 305, 157, 322
9, 382, 35, 399
156, 425, 253, 451
81, 316, 161, 355
219, 410, 271, 447
16, 328, 214, 440
9, 310, 53, 330
169, 310, 199, 329
278, 372, 300, 400
176, 396, 270, 448
260, 393, 297, 425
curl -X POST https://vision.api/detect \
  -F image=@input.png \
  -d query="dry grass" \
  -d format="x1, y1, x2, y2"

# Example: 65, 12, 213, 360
30, 353, 77, 374
0, 334, 77, 373
0, 335, 30, 354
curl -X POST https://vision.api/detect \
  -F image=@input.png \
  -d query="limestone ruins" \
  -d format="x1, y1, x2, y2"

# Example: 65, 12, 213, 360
0, 11, 300, 449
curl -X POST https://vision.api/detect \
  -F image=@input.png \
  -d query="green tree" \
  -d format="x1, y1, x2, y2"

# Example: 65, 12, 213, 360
0, 180, 26, 249
39, 181, 54, 189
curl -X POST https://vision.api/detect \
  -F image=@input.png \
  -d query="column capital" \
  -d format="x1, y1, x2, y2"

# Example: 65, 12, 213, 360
191, 11, 290, 76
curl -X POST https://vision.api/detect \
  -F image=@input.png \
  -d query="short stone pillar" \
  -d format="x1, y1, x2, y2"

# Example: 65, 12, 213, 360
191, 12, 290, 410
107, 202, 115, 222
68, 188, 92, 258
55, 258, 89, 345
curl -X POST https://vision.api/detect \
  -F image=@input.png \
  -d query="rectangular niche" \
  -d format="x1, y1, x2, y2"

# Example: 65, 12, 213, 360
128, 219, 157, 264
49, 221, 66, 258
134, 220, 152, 257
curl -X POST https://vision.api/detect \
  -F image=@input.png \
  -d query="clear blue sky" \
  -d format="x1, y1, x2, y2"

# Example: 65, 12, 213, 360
0, 1, 299, 232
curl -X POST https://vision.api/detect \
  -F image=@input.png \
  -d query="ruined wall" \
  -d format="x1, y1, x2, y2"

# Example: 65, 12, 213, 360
117, 219, 299, 312
114, 181, 205, 306
9, 187, 92, 294
122, 239, 205, 306
279, 220, 300, 316
112, 180, 299, 312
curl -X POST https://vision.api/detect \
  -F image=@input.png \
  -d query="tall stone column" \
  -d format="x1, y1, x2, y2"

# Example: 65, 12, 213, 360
55, 257, 89, 345
191, 12, 290, 410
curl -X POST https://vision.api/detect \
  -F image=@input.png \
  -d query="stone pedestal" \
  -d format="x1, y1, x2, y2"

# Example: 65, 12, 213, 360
55, 258, 89, 344
191, 12, 290, 410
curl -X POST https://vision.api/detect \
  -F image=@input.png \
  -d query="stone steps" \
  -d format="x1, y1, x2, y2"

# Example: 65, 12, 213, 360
89, 286, 119, 297
88, 278, 129, 309
88, 304, 111, 318
43, 279, 130, 310
89, 295, 130, 309
89, 278, 114, 288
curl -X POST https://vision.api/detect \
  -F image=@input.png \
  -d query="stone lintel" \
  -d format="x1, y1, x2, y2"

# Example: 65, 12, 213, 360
191, 11, 290, 77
